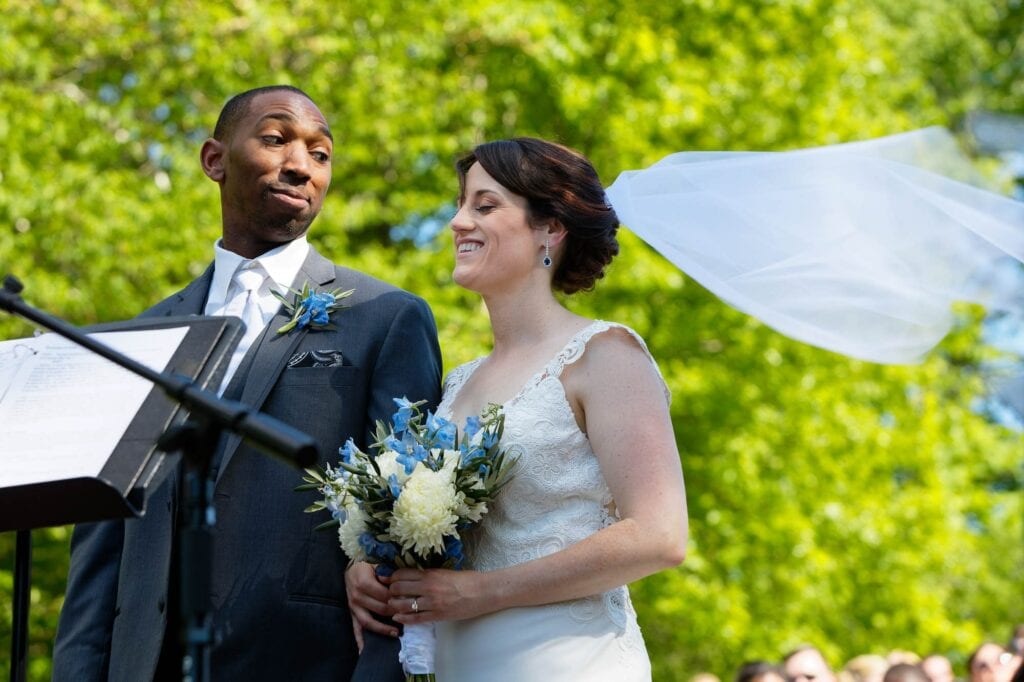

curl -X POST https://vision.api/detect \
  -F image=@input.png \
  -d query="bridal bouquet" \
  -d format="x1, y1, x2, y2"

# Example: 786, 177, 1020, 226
299, 398, 515, 682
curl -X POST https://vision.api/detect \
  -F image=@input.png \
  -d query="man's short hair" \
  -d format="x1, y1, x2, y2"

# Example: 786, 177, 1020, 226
212, 85, 313, 141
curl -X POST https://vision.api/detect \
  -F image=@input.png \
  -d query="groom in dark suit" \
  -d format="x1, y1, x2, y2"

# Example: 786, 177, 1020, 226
52, 85, 441, 681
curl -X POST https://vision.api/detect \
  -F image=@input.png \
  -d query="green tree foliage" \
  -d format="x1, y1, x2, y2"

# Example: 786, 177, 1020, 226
1, 2, 1022, 680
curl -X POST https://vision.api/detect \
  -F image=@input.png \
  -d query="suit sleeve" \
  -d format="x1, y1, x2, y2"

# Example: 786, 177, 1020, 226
366, 294, 443, 440
51, 519, 124, 681
351, 293, 441, 682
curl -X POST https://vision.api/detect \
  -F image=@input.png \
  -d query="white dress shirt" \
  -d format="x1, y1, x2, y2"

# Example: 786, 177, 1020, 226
205, 236, 310, 392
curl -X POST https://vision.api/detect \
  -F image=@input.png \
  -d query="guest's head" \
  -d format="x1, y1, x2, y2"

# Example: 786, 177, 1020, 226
1009, 625, 1024, 656
842, 654, 889, 682
453, 137, 619, 296
883, 663, 929, 682
201, 85, 333, 258
784, 645, 838, 682
692, 673, 722, 682
737, 660, 787, 682
968, 642, 1020, 682
888, 652, 922, 666
921, 654, 955, 682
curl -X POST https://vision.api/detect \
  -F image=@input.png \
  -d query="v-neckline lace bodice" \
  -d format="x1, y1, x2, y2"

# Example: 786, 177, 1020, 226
439, 320, 621, 572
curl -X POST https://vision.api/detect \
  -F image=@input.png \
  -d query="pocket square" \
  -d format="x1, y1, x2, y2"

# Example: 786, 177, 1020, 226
287, 349, 345, 368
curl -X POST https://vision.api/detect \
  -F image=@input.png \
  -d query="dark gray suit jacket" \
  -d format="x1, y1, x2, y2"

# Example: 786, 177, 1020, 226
52, 246, 442, 681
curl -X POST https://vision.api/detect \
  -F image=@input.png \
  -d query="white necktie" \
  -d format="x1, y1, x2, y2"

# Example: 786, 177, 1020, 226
219, 265, 267, 394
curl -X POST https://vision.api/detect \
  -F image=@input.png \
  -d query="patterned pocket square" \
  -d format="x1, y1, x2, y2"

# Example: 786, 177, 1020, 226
287, 349, 345, 368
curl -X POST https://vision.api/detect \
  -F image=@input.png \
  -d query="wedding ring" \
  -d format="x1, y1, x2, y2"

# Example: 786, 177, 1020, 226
411, 598, 420, 614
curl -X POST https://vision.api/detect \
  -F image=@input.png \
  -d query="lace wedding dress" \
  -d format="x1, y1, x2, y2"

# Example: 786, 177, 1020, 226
434, 320, 668, 681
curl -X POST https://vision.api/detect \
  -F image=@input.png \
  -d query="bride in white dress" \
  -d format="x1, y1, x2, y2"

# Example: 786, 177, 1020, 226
347, 137, 688, 681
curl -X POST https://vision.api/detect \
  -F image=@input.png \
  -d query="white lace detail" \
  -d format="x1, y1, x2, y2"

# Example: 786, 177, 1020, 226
438, 320, 664, 657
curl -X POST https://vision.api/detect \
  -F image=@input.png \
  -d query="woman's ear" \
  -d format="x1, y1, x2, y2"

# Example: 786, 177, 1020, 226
200, 139, 226, 182
544, 221, 568, 248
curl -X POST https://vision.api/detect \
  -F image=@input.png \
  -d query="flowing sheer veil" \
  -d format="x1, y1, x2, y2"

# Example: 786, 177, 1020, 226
604, 127, 1024, 364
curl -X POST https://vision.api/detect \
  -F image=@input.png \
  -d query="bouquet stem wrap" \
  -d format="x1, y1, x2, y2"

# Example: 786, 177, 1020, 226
399, 622, 436, 682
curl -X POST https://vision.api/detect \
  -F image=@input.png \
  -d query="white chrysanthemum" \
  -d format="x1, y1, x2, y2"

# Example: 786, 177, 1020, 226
337, 498, 369, 562
389, 465, 459, 556
376, 450, 414, 484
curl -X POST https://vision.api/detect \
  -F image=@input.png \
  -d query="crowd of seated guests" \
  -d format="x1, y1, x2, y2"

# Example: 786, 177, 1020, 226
703, 625, 1024, 682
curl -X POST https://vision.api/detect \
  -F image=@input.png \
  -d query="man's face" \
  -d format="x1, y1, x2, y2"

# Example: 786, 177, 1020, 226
785, 650, 836, 682
205, 90, 333, 258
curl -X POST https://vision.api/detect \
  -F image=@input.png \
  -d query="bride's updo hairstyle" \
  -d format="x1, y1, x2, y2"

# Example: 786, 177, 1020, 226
456, 137, 620, 294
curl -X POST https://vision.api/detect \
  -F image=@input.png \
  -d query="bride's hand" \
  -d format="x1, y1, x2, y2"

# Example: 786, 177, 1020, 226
345, 561, 399, 649
385, 568, 488, 624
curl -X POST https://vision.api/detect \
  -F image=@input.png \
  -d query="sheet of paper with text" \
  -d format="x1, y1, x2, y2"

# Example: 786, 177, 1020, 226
0, 327, 189, 488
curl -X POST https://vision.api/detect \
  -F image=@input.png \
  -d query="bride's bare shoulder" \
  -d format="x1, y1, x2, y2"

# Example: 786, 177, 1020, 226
568, 323, 664, 392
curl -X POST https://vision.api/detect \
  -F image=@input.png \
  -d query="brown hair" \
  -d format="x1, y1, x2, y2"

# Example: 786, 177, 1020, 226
456, 138, 619, 294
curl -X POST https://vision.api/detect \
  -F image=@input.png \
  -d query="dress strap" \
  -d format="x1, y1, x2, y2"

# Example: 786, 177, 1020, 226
441, 357, 484, 402
543, 320, 671, 404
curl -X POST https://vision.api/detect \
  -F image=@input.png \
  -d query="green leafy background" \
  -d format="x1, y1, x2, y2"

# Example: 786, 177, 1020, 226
1, 2, 1022, 680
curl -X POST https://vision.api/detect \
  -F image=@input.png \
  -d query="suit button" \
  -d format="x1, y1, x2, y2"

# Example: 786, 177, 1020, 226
158, 598, 166, 613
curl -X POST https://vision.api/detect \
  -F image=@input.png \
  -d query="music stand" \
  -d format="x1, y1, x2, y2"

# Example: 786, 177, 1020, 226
1, 315, 242, 681
2, 273, 316, 682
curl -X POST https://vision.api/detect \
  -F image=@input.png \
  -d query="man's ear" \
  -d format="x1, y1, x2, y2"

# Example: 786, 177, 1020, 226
200, 139, 226, 182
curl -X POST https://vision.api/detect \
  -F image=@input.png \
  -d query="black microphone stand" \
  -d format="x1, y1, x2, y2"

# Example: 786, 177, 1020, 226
1, 274, 318, 682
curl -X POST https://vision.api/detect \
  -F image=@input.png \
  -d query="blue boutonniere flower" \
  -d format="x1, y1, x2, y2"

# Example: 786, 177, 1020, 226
272, 281, 354, 334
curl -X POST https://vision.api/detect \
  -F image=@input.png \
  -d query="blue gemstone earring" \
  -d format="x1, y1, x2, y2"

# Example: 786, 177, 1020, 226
542, 238, 552, 268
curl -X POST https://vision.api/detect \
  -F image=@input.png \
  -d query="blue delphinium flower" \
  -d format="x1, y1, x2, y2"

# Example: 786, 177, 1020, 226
388, 429, 428, 469
297, 292, 336, 329
339, 439, 358, 465
391, 396, 416, 434
325, 495, 348, 523
460, 444, 483, 467
392, 407, 412, 433
384, 434, 402, 453
396, 447, 421, 475
275, 283, 353, 334
463, 415, 481, 439
426, 411, 457, 449
443, 535, 464, 569
359, 533, 398, 562
387, 474, 402, 499
479, 429, 500, 449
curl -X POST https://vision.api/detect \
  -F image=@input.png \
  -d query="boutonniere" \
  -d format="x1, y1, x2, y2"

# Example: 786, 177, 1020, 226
272, 282, 355, 334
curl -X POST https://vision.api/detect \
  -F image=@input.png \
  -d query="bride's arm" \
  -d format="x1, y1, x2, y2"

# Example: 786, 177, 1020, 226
386, 328, 688, 623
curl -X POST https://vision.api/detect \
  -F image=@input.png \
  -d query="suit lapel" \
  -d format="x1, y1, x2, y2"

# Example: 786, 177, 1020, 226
168, 264, 214, 316
215, 246, 337, 483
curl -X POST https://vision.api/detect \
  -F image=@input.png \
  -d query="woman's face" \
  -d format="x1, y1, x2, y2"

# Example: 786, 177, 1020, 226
450, 162, 546, 294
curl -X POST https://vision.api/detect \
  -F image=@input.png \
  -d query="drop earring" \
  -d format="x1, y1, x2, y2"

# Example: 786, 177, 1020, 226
542, 239, 552, 268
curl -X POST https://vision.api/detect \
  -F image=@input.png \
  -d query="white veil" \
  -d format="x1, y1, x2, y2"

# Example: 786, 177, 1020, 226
605, 127, 1024, 363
